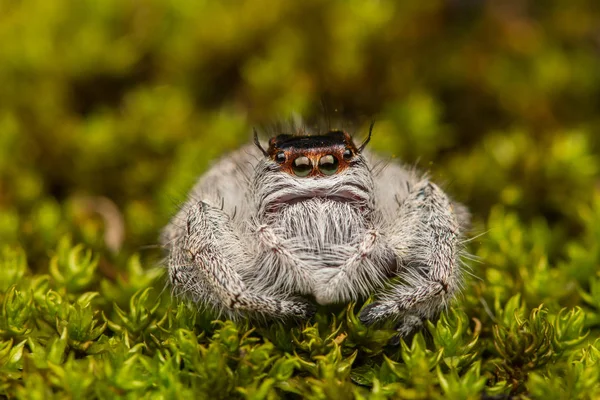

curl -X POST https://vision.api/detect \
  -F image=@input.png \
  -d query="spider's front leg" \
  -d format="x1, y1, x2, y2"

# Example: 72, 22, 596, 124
359, 180, 464, 338
164, 200, 315, 320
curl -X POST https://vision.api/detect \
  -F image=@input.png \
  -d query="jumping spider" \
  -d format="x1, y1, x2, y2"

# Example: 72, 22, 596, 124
161, 124, 470, 338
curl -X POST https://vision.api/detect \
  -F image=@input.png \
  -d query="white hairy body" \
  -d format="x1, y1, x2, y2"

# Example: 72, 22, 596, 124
162, 137, 470, 338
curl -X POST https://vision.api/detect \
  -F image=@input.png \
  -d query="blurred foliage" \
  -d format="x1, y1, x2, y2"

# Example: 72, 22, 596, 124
0, 0, 600, 398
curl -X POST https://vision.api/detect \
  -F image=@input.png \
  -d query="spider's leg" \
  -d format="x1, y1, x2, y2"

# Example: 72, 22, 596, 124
359, 180, 465, 338
166, 200, 315, 320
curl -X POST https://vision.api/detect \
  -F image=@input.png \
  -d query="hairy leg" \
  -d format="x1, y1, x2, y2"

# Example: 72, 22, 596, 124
359, 180, 464, 337
166, 200, 315, 319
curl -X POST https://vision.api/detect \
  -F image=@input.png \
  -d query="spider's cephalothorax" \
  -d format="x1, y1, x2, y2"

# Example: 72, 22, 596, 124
162, 125, 470, 339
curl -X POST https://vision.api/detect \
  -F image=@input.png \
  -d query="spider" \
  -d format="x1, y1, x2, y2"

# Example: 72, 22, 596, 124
161, 123, 470, 338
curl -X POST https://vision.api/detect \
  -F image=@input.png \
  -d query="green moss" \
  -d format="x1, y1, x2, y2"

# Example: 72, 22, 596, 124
1, 0, 600, 398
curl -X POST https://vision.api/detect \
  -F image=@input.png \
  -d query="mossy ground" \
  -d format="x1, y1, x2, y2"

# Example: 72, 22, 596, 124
1, 0, 600, 399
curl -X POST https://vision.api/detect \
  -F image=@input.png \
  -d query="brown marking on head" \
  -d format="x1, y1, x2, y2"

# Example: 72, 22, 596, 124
266, 130, 360, 178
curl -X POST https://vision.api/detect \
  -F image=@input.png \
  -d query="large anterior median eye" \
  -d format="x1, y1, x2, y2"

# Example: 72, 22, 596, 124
318, 154, 339, 175
292, 156, 312, 177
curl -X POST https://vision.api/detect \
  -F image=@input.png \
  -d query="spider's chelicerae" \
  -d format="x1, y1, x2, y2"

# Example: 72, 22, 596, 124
161, 124, 470, 338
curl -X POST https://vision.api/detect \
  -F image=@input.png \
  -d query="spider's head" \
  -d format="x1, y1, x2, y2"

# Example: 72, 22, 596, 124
254, 125, 372, 178
253, 125, 375, 211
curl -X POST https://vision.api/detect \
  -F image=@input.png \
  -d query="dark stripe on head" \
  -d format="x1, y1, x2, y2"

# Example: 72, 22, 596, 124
268, 131, 355, 152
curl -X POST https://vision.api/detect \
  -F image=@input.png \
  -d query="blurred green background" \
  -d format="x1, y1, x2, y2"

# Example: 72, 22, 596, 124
1, 0, 600, 397
2, 0, 599, 257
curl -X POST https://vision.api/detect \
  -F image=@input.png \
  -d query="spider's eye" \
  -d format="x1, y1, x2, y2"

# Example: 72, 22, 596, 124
275, 151, 286, 164
292, 156, 312, 177
343, 149, 353, 160
318, 154, 339, 175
